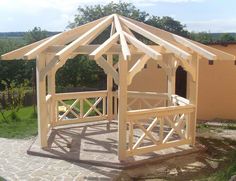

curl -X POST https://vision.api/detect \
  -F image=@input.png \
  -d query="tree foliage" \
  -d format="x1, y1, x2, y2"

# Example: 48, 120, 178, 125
220, 33, 235, 42
190, 32, 214, 44
68, 2, 149, 28
24, 27, 49, 44
68, 2, 189, 37
146, 16, 189, 37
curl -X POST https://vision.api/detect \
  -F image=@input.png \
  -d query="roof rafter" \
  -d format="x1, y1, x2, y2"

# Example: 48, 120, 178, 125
1, 38, 49, 60
120, 16, 192, 61
55, 15, 114, 62
124, 32, 162, 60
173, 34, 217, 60
89, 32, 119, 60
114, 14, 131, 60
23, 17, 106, 60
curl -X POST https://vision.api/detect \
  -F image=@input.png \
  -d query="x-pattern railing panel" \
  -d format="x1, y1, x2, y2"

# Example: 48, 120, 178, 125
127, 105, 193, 156
128, 97, 166, 110
54, 91, 107, 126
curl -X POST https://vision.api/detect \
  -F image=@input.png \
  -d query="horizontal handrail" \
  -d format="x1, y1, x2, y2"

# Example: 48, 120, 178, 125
55, 90, 107, 100
127, 104, 195, 120
171, 94, 190, 105
112, 91, 169, 99
127, 91, 169, 99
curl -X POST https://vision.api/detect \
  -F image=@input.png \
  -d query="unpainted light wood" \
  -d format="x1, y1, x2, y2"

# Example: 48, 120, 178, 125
173, 34, 217, 60
36, 53, 48, 147
95, 56, 119, 85
124, 32, 163, 60
89, 32, 119, 60
55, 15, 114, 63
187, 54, 199, 145
107, 55, 113, 121
114, 14, 131, 60
127, 55, 150, 85
120, 16, 192, 60
1, 38, 49, 60
118, 55, 128, 160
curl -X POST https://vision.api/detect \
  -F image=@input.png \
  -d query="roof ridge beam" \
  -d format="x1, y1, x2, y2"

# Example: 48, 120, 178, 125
124, 31, 162, 60
55, 15, 114, 62
114, 14, 131, 60
173, 34, 217, 60
120, 16, 192, 61
89, 32, 119, 60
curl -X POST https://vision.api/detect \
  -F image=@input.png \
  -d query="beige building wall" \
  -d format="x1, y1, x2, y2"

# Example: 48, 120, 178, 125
129, 44, 236, 120
198, 44, 236, 120
128, 58, 167, 92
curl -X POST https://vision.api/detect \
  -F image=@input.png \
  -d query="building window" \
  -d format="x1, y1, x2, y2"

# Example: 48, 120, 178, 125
144, 64, 147, 69
208, 60, 214, 65
157, 64, 162, 69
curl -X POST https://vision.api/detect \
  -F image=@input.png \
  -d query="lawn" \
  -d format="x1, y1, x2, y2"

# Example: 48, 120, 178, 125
0, 99, 102, 139
0, 106, 37, 139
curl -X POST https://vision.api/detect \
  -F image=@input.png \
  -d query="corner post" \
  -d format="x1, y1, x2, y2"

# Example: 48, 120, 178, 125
118, 55, 128, 161
167, 55, 176, 106
107, 54, 113, 121
46, 54, 57, 127
36, 53, 48, 148
187, 54, 199, 145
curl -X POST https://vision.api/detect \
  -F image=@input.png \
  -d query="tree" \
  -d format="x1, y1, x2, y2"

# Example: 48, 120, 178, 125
220, 33, 235, 42
24, 27, 48, 44
68, 2, 188, 37
190, 32, 214, 44
68, 2, 149, 28
146, 16, 189, 37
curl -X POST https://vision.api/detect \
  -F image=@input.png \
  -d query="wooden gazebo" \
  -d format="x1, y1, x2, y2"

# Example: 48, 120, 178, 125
1, 14, 235, 161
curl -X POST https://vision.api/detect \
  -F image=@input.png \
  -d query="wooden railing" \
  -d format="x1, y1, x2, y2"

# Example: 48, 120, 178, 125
126, 101, 195, 156
52, 90, 108, 126
127, 91, 168, 110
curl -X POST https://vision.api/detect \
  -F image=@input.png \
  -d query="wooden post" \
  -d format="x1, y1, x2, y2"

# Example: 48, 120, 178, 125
118, 55, 128, 161
107, 54, 113, 121
167, 56, 176, 106
187, 54, 199, 145
48, 74, 56, 125
36, 53, 48, 148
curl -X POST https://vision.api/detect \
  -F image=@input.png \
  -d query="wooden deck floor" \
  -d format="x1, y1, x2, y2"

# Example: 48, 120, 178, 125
28, 120, 204, 168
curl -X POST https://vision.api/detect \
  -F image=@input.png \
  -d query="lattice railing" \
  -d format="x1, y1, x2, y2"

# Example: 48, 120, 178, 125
53, 91, 107, 126
127, 91, 168, 110
126, 104, 195, 156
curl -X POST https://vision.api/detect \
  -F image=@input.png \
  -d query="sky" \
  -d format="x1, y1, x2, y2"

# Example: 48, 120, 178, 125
0, 0, 235, 33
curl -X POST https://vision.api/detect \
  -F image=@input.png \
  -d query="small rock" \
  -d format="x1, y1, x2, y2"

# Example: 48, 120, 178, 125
229, 175, 236, 181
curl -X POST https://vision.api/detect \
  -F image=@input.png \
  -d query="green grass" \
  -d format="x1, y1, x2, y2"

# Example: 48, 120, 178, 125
199, 151, 236, 181
0, 106, 37, 139
0, 100, 102, 139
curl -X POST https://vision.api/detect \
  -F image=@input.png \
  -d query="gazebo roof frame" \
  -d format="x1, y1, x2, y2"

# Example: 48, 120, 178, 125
1, 14, 235, 63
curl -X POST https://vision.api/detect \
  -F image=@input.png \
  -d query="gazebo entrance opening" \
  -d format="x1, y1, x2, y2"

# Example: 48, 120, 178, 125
1, 14, 234, 161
